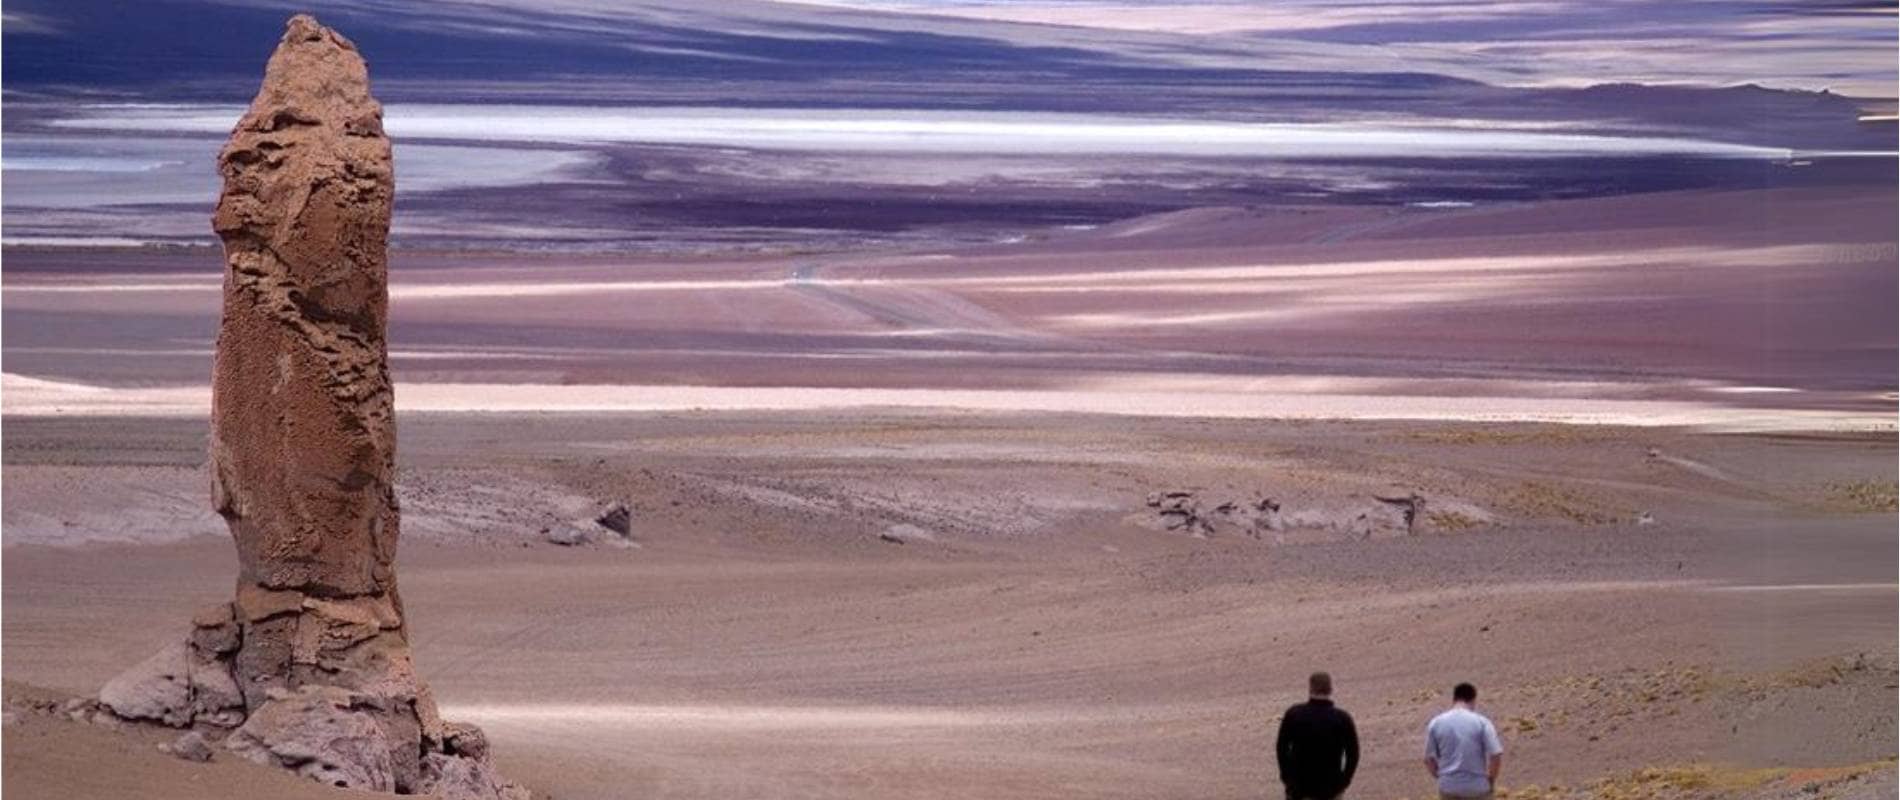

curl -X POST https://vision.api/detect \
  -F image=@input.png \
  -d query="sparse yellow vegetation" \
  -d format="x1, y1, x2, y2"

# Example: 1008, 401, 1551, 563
1427, 510, 1484, 531
1496, 758, 1896, 800
1744, 652, 1892, 692
1823, 479, 1898, 513
1396, 427, 1612, 446
1499, 481, 1628, 525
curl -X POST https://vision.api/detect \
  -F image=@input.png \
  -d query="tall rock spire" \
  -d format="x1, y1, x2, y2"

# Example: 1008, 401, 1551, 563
97, 16, 524, 799
211, 12, 397, 598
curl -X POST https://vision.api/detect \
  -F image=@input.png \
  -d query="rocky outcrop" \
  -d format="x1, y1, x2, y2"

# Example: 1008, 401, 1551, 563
1374, 493, 1426, 535
1144, 491, 1281, 538
94, 15, 522, 799
162, 731, 217, 763
595, 502, 634, 537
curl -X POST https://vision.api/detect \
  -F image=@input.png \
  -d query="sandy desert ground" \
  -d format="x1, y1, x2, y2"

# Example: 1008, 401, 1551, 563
3, 411, 1896, 799
3, 185, 1895, 799
5, 0, 1895, 795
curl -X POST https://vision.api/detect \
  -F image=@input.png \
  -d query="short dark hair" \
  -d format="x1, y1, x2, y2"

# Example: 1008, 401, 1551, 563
1453, 682, 1477, 702
1309, 672, 1333, 696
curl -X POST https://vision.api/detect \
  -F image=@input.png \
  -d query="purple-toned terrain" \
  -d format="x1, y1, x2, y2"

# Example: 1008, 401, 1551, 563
2, 3, 1894, 800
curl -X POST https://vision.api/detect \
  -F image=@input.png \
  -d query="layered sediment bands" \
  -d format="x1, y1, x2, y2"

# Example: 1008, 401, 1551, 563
98, 15, 523, 799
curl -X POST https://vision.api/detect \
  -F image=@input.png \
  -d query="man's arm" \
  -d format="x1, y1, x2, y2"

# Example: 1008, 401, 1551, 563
1484, 719, 1505, 785
1275, 711, 1294, 782
1340, 714, 1360, 789
1422, 720, 1440, 780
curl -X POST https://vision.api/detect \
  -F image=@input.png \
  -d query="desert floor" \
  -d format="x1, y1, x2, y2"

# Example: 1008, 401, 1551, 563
4, 184, 1895, 798
4, 411, 1894, 800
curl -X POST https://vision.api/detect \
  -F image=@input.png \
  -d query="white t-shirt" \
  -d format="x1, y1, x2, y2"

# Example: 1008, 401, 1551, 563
1425, 705, 1503, 797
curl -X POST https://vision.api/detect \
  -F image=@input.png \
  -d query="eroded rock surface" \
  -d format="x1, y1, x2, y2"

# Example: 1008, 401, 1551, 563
95, 15, 523, 799
210, 12, 397, 600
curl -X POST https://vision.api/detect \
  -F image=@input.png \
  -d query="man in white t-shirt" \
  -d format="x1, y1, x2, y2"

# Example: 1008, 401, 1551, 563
1423, 682, 1503, 799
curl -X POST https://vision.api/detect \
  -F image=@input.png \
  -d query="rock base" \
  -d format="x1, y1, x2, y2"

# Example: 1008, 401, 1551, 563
97, 600, 526, 800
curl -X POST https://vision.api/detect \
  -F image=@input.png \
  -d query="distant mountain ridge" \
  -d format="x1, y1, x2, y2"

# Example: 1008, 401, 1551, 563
3, 0, 1885, 150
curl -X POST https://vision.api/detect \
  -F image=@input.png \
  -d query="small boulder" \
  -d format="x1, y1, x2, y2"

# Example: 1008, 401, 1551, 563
190, 602, 241, 655
188, 650, 246, 728
441, 721, 490, 761
543, 525, 591, 547
223, 685, 396, 792
418, 752, 531, 800
595, 503, 633, 537
1375, 493, 1426, 535
163, 731, 216, 763
1251, 498, 1284, 535
98, 642, 193, 726
878, 524, 935, 545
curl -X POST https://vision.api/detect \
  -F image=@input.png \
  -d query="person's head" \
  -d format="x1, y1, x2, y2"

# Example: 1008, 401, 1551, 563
1308, 671, 1333, 698
1452, 682, 1477, 705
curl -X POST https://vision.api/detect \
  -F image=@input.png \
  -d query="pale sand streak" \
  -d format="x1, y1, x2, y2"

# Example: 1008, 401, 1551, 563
1701, 583, 1898, 593
3, 374, 1889, 431
442, 704, 1088, 730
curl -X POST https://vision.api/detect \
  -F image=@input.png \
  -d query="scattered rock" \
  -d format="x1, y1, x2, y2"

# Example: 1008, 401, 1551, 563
595, 503, 633, 537
1636, 511, 1657, 526
224, 686, 396, 792
418, 752, 532, 800
163, 731, 216, 763
1375, 493, 1427, 535
1152, 492, 1213, 536
543, 525, 591, 546
1145, 491, 1193, 508
441, 721, 490, 761
1250, 498, 1284, 535
187, 647, 247, 728
98, 642, 193, 726
190, 602, 241, 655
1144, 490, 1288, 538
878, 524, 935, 545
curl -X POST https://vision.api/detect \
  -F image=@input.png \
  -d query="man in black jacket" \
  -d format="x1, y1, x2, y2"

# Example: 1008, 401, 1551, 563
1276, 671, 1361, 799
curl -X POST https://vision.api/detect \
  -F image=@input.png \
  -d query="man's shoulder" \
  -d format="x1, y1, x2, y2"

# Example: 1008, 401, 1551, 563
1282, 701, 1353, 723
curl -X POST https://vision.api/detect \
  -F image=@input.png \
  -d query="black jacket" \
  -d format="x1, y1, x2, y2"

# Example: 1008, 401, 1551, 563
1275, 698, 1360, 799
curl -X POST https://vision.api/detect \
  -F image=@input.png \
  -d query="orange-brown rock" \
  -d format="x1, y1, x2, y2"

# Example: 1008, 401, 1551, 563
210, 12, 397, 598
98, 16, 524, 799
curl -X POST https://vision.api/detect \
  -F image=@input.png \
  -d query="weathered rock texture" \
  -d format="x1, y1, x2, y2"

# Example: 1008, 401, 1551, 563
96, 16, 524, 799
